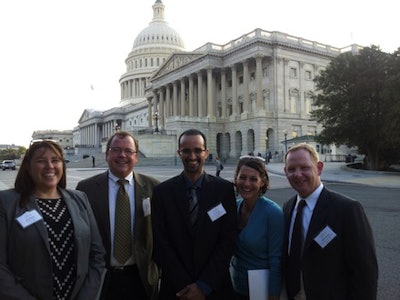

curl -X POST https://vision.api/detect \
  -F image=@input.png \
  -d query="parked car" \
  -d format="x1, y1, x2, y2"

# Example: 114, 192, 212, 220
2, 160, 16, 170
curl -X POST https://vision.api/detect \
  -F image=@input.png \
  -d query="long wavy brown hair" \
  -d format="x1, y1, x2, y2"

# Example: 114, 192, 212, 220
15, 140, 67, 207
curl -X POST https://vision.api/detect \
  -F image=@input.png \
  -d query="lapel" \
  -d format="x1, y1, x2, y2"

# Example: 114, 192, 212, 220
94, 172, 111, 249
304, 187, 331, 251
133, 171, 145, 222
174, 173, 193, 228
24, 195, 51, 254
283, 196, 297, 255
61, 189, 83, 251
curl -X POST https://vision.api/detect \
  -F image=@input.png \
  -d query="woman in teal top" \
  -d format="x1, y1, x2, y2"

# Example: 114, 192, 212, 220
230, 155, 284, 300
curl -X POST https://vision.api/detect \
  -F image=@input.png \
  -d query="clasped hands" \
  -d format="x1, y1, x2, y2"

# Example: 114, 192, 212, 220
176, 283, 206, 300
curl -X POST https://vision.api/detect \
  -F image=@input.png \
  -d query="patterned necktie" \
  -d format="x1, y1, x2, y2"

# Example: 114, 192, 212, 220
287, 199, 307, 298
188, 186, 199, 226
114, 179, 132, 264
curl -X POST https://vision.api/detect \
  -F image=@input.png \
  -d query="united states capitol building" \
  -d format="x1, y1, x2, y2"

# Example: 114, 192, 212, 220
35, 0, 360, 162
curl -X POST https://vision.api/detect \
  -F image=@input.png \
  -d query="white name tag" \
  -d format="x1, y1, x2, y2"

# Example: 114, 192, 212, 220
142, 197, 151, 217
16, 210, 43, 229
314, 225, 337, 248
207, 203, 226, 222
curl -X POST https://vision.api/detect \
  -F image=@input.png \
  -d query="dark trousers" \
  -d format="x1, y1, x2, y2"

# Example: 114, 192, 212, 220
234, 291, 249, 300
101, 265, 148, 300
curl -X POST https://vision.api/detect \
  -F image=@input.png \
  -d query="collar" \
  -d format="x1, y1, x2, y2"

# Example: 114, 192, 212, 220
296, 183, 324, 211
184, 173, 205, 189
108, 170, 134, 185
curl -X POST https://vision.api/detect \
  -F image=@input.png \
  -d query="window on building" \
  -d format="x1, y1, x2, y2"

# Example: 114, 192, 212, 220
290, 67, 297, 78
305, 92, 313, 114
263, 89, 270, 111
289, 89, 299, 113
305, 70, 312, 80
239, 76, 243, 84
250, 93, 256, 112
228, 80, 232, 87
238, 96, 244, 114
263, 67, 268, 77
250, 72, 255, 80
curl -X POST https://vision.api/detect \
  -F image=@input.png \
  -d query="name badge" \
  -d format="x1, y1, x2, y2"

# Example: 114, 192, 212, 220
314, 225, 337, 248
142, 197, 151, 217
16, 210, 43, 229
207, 203, 226, 222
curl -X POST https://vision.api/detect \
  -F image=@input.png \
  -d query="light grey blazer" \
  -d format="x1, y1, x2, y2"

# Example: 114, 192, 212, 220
0, 188, 106, 300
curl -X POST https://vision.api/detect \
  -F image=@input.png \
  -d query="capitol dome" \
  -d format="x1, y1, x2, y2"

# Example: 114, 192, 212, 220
119, 0, 185, 106
132, 0, 184, 51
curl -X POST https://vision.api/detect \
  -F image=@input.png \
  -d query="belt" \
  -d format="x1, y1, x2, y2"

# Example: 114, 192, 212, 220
108, 265, 136, 272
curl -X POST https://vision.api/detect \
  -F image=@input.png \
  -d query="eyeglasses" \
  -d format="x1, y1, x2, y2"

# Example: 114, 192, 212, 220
109, 147, 138, 155
239, 155, 265, 162
178, 148, 206, 156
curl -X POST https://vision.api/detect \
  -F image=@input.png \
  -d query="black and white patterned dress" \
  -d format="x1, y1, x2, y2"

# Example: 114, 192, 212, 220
36, 198, 77, 300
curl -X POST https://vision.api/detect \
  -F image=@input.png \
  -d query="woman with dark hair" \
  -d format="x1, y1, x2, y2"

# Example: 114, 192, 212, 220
230, 155, 284, 300
0, 140, 105, 300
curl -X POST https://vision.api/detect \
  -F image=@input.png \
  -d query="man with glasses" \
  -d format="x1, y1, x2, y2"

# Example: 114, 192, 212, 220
76, 131, 160, 300
152, 129, 237, 299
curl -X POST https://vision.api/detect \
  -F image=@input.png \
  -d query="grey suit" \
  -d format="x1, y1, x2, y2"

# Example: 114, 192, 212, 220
76, 170, 160, 299
0, 188, 106, 300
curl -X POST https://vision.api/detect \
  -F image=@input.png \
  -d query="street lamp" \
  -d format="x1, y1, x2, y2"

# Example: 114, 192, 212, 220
283, 129, 288, 153
153, 112, 159, 133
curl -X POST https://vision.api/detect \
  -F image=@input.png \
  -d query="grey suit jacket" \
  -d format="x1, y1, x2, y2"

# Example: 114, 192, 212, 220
0, 188, 106, 300
76, 170, 160, 300
282, 187, 378, 300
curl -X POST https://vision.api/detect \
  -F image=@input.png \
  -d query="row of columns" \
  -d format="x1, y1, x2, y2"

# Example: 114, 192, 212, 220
147, 56, 265, 130
121, 77, 147, 99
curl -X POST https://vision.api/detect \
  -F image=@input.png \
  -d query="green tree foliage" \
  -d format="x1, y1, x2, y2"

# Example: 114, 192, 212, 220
311, 46, 400, 170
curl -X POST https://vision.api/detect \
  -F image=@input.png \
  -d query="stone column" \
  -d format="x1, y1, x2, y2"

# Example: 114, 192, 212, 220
256, 56, 263, 111
165, 85, 171, 117
180, 78, 185, 116
243, 60, 249, 113
147, 97, 153, 128
221, 68, 226, 118
207, 68, 214, 117
159, 88, 165, 129
197, 72, 203, 117
231, 64, 237, 117
173, 81, 178, 116
189, 75, 194, 116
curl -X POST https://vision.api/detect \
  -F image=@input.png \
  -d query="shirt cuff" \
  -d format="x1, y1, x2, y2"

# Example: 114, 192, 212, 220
196, 280, 212, 296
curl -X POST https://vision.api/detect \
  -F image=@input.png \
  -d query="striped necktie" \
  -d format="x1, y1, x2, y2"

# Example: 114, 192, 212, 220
114, 179, 132, 264
188, 186, 199, 226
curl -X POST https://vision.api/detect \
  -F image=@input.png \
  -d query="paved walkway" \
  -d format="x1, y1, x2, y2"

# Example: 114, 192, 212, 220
265, 162, 400, 189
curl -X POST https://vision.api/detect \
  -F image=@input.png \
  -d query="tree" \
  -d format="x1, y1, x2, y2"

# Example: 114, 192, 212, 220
311, 46, 400, 170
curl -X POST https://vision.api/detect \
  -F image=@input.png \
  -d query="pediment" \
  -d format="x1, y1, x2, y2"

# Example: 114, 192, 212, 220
153, 53, 205, 78
78, 109, 102, 123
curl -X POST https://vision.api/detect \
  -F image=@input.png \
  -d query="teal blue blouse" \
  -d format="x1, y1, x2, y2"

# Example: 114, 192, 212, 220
230, 195, 284, 296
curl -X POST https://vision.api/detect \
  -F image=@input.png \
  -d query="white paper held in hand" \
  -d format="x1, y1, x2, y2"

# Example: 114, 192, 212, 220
248, 269, 269, 300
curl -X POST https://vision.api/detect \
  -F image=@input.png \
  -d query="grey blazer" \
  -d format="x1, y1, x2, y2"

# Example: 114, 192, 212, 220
0, 188, 106, 300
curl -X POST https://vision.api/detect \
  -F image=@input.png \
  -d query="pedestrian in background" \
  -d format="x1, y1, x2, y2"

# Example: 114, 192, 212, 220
215, 156, 223, 176
77, 131, 160, 300
0, 140, 105, 300
282, 143, 378, 299
230, 155, 284, 300
152, 129, 237, 299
